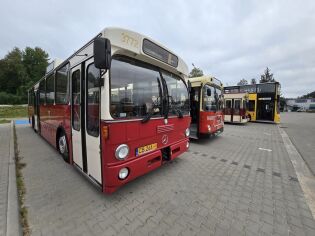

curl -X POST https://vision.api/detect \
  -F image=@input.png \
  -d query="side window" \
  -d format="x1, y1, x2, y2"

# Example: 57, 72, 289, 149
46, 74, 55, 104
72, 70, 80, 131
225, 100, 231, 109
86, 64, 100, 137
248, 100, 255, 111
39, 80, 46, 104
56, 64, 69, 104
234, 100, 241, 109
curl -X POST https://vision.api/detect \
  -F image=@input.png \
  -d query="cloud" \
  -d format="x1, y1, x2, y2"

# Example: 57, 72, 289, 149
0, 0, 314, 97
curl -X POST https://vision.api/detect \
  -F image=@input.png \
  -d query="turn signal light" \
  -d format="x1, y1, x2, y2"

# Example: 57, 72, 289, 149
102, 126, 109, 140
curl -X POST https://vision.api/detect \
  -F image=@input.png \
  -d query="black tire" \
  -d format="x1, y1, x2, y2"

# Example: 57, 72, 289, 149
57, 130, 70, 163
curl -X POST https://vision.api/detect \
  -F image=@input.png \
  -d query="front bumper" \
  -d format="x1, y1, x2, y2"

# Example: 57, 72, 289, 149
103, 138, 189, 193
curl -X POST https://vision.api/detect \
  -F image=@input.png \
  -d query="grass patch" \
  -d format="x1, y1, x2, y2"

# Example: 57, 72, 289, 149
0, 119, 10, 124
14, 124, 30, 236
0, 105, 28, 119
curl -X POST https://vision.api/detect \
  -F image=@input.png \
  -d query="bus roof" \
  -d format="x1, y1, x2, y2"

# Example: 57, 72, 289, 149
30, 27, 189, 90
187, 75, 223, 88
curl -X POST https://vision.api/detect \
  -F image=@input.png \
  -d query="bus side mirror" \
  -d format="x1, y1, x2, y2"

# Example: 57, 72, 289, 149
207, 88, 211, 96
94, 38, 111, 70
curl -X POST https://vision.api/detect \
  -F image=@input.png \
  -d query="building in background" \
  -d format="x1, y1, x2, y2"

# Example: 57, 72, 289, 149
286, 98, 315, 111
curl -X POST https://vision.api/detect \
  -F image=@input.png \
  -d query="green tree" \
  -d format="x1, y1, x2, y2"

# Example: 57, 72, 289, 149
189, 64, 203, 78
0, 46, 49, 104
300, 91, 315, 99
237, 78, 248, 86
260, 67, 275, 83
251, 78, 257, 85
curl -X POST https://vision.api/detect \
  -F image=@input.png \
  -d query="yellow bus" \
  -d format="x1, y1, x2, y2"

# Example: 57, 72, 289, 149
224, 82, 280, 123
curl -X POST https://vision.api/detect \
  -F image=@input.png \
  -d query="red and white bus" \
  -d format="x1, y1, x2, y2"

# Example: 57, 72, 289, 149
187, 76, 224, 139
28, 28, 191, 193
223, 92, 249, 124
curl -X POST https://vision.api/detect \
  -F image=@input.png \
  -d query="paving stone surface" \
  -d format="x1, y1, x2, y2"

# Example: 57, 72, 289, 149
0, 124, 11, 236
16, 122, 315, 236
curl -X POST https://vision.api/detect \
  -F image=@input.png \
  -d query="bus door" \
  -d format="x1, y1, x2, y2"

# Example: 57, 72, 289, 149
71, 60, 102, 186
224, 99, 232, 122
34, 90, 40, 132
190, 86, 200, 138
232, 99, 241, 122
257, 96, 274, 121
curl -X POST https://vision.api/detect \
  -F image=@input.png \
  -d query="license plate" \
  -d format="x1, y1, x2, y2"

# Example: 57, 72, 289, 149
136, 143, 157, 156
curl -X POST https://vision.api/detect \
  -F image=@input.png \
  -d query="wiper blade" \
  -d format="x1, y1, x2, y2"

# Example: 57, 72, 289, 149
168, 96, 184, 118
141, 111, 154, 123
141, 101, 161, 123
172, 108, 183, 118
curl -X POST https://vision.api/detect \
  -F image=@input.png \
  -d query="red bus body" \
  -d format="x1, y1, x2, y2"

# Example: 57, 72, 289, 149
28, 28, 191, 194
188, 76, 224, 139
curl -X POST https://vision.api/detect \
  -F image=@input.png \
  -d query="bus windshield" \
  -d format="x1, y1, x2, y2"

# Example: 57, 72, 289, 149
110, 56, 188, 119
162, 71, 190, 116
202, 84, 223, 112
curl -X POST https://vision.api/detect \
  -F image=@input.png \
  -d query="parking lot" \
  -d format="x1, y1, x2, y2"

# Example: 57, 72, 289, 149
14, 115, 315, 236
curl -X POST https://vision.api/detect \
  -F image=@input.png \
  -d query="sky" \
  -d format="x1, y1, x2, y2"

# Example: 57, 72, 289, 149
0, 0, 314, 98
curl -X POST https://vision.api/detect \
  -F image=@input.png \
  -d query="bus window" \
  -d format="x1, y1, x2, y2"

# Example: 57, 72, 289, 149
202, 85, 216, 111
86, 64, 100, 137
216, 88, 224, 111
39, 80, 46, 104
56, 63, 69, 104
248, 100, 255, 111
234, 100, 241, 109
162, 71, 189, 116
225, 100, 232, 109
46, 74, 55, 104
72, 70, 80, 131
110, 57, 162, 119
243, 100, 247, 109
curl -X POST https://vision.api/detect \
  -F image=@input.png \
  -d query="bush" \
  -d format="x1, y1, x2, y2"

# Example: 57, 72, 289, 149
0, 92, 26, 105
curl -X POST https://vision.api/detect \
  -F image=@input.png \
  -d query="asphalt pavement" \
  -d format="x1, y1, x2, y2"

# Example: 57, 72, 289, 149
280, 112, 315, 176
13, 120, 315, 236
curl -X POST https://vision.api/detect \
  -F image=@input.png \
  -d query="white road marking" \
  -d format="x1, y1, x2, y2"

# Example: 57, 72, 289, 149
279, 126, 315, 219
263, 132, 271, 136
258, 147, 272, 152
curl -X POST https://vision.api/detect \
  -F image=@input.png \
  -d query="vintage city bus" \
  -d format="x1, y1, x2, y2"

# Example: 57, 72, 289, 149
28, 27, 191, 193
224, 82, 280, 123
223, 92, 249, 123
187, 76, 224, 139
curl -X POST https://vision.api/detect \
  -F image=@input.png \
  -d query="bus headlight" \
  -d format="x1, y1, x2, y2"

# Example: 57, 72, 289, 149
185, 128, 190, 137
186, 141, 190, 148
115, 144, 129, 160
118, 168, 129, 180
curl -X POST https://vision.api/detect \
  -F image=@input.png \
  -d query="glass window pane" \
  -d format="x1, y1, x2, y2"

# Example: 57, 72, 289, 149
39, 80, 46, 104
72, 70, 80, 131
110, 57, 162, 119
202, 85, 216, 111
234, 100, 241, 109
162, 71, 189, 115
46, 74, 55, 104
86, 64, 100, 137
56, 64, 69, 104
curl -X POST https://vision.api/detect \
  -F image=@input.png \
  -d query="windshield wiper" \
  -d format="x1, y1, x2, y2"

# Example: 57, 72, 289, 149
141, 101, 161, 123
168, 96, 184, 118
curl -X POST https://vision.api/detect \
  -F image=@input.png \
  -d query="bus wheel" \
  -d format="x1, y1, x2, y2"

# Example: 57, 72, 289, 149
58, 131, 69, 163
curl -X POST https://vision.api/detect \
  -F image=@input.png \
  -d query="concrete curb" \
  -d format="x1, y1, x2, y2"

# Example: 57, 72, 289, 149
279, 126, 315, 219
6, 120, 22, 236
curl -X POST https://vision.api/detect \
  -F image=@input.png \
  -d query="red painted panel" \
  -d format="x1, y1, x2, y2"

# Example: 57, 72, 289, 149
199, 111, 224, 135
101, 116, 191, 193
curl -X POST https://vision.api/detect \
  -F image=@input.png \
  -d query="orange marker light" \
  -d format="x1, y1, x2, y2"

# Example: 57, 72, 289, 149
102, 126, 109, 140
